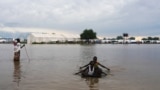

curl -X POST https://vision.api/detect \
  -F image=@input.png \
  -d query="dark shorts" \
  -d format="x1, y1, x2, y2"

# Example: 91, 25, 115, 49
14, 51, 20, 61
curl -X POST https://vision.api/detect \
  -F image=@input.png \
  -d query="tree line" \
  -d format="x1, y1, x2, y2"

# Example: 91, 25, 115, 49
80, 29, 160, 41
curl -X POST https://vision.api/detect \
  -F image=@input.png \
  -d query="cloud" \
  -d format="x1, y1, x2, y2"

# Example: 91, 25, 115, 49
0, 26, 79, 36
0, 0, 160, 36
0, 0, 133, 23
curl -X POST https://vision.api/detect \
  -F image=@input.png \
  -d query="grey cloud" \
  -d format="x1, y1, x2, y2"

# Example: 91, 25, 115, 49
0, 0, 160, 36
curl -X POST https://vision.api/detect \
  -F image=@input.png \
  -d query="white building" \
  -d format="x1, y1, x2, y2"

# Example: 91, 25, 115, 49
0, 37, 7, 43
27, 32, 80, 44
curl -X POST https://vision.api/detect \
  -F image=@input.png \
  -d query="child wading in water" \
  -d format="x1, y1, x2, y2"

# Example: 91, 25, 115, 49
13, 38, 25, 61
75, 56, 110, 77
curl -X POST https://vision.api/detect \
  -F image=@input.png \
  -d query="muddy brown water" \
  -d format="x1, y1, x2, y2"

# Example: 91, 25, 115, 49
0, 44, 160, 90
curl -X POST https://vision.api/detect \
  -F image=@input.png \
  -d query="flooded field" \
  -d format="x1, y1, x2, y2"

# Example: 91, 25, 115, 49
0, 44, 160, 90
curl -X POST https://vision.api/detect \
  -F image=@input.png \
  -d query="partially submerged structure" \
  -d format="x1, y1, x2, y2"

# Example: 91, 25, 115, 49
27, 32, 160, 44
27, 32, 80, 44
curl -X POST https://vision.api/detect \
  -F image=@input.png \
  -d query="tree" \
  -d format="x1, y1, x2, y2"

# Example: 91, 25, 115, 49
148, 37, 153, 40
80, 29, 97, 43
153, 37, 159, 40
116, 36, 123, 40
80, 29, 97, 40
103, 37, 107, 40
129, 37, 135, 40
142, 38, 147, 40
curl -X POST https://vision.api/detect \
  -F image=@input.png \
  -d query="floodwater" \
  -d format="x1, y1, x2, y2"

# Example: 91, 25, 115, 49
0, 44, 160, 90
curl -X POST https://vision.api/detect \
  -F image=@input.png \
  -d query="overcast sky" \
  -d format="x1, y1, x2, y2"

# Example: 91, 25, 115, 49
0, 0, 160, 36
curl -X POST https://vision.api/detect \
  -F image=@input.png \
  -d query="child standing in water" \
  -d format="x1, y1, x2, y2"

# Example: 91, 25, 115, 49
13, 38, 25, 61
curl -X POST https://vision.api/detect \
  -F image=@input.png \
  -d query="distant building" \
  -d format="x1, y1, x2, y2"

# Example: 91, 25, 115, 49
27, 32, 80, 44
0, 39, 7, 43
0, 37, 6, 43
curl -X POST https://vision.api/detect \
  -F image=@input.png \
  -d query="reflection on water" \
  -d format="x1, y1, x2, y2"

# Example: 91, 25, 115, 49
85, 77, 99, 90
13, 60, 21, 88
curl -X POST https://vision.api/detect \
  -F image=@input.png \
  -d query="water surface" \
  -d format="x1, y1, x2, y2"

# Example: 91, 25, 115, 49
0, 44, 160, 90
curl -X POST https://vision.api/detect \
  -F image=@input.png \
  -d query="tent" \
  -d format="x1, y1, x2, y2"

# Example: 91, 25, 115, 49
27, 32, 80, 44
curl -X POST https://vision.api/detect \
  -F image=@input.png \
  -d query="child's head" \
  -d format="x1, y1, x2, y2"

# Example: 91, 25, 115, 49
93, 56, 97, 62
16, 38, 20, 43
